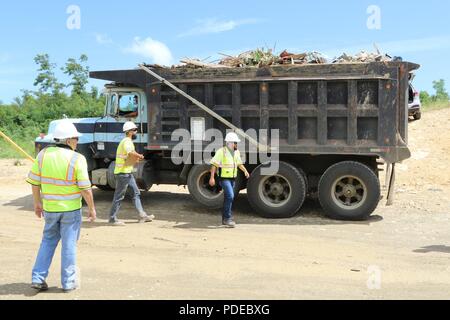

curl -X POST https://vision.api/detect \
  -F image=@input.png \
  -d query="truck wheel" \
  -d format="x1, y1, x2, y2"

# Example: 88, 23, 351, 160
187, 164, 242, 209
134, 161, 153, 191
95, 184, 114, 191
413, 111, 422, 120
107, 161, 117, 190
247, 162, 306, 219
318, 161, 380, 221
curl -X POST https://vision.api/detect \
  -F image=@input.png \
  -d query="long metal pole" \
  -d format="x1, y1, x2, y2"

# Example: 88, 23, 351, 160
139, 64, 268, 152
0, 130, 35, 162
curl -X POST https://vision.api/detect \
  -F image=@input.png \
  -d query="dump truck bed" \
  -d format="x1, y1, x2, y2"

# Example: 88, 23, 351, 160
90, 61, 420, 163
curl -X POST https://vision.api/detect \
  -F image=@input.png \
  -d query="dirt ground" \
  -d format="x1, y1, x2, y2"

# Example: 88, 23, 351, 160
1, 108, 450, 300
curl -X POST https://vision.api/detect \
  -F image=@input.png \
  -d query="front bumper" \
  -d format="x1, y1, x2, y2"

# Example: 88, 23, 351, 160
408, 105, 421, 115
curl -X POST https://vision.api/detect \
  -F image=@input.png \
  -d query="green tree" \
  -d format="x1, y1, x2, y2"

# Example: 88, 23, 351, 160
90, 86, 99, 99
33, 54, 63, 94
432, 79, 449, 101
420, 91, 431, 104
62, 54, 89, 96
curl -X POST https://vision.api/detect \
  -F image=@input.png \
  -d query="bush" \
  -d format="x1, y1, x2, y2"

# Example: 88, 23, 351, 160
0, 93, 104, 159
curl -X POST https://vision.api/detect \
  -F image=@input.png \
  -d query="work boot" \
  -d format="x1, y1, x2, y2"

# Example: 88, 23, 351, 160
222, 219, 236, 228
138, 214, 154, 223
62, 287, 78, 293
109, 220, 126, 226
31, 281, 48, 292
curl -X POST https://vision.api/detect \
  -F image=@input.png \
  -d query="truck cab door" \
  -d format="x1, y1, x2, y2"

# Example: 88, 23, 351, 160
94, 91, 118, 159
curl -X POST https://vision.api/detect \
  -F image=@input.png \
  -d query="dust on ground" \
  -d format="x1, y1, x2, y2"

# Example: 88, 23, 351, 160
0, 109, 450, 300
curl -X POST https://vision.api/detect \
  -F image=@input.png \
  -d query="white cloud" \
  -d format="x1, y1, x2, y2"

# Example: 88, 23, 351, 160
94, 33, 113, 45
178, 18, 260, 37
124, 37, 173, 66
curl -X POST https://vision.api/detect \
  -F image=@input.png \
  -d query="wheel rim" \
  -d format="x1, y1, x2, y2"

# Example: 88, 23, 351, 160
331, 175, 367, 210
258, 175, 292, 208
196, 170, 223, 200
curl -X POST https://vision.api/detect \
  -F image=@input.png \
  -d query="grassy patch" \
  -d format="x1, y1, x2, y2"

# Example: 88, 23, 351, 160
0, 132, 38, 159
422, 100, 450, 112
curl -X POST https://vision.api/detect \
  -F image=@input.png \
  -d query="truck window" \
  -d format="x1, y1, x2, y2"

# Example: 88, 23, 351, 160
118, 94, 139, 118
108, 94, 118, 116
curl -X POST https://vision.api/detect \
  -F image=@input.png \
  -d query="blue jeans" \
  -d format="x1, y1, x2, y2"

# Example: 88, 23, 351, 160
109, 174, 145, 222
32, 209, 82, 290
219, 179, 235, 221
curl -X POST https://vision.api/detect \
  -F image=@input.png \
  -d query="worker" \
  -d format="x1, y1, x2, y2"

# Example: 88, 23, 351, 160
209, 132, 250, 228
27, 120, 97, 293
119, 95, 139, 118
109, 121, 154, 226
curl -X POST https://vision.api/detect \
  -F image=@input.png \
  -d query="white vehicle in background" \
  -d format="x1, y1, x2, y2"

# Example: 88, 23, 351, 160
408, 73, 422, 121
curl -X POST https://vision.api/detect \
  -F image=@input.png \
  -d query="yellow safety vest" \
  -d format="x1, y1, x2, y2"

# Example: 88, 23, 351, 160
210, 147, 243, 179
26, 146, 91, 213
114, 137, 135, 174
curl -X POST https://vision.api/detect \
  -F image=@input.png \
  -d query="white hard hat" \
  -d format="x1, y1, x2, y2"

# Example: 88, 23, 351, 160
123, 121, 138, 132
225, 132, 241, 143
53, 120, 82, 140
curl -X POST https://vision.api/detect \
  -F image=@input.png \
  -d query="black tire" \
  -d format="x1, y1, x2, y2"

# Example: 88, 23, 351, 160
95, 184, 114, 191
187, 164, 242, 209
107, 161, 153, 191
247, 162, 306, 219
133, 161, 153, 191
107, 161, 117, 190
318, 161, 380, 221
413, 111, 422, 120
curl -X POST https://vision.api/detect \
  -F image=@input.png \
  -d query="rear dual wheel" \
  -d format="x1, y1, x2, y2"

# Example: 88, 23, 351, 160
318, 161, 380, 221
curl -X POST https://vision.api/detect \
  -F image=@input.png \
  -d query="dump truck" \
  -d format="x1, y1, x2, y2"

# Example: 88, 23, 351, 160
35, 61, 420, 221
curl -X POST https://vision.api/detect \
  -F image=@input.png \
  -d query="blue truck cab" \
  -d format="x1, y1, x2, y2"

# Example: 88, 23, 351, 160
35, 84, 148, 190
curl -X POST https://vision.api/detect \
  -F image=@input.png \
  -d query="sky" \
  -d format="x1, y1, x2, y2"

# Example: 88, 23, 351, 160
0, 0, 449, 103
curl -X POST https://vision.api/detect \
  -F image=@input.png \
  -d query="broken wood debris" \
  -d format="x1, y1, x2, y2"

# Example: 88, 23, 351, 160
180, 58, 231, 69
332, 51, 401, 64
157, 47, 401, 69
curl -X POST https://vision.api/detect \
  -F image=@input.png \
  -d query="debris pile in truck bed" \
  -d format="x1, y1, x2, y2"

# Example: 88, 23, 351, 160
218, 48, 279, 67
171, 47, 399, 69
332, 51, 400, 64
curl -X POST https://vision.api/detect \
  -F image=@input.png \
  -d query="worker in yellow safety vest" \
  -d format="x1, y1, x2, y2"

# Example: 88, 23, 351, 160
26, 120, 97, 293
209, 132, 250, 228
108, 121, 155, 226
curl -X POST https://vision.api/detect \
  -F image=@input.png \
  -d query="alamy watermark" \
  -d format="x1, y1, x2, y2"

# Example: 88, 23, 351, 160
171, 129, 280, 175
67, 265, 81, 289
66, 5, 81, 30
367, 265, 381, 290
367, 5, 381, 30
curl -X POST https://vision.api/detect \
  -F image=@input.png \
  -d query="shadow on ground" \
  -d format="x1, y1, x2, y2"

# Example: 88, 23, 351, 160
413, 245, 450, 254
3, 189, 384, 229
0, 283, 61, 297
3, 194, 34, 212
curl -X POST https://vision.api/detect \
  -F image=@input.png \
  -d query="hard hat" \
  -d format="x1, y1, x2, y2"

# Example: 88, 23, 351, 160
225, 132, 241, 143
53, 120, 82, 140
123, 121, 138, 132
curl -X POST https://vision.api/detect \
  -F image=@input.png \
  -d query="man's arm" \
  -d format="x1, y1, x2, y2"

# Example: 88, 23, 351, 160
239, 165, 250, 179
125, 139, 144, 160
75, 156, 96, 222
129, 150, 144, 160
31, 185, 43, 218
81, 189, 96, 222
209, 166, 217, 187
